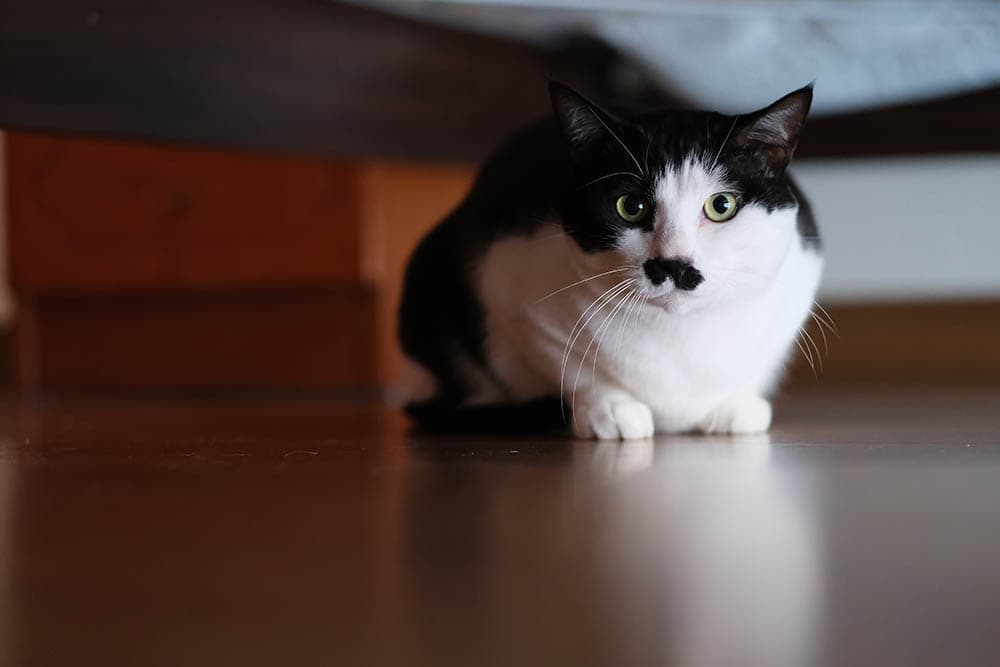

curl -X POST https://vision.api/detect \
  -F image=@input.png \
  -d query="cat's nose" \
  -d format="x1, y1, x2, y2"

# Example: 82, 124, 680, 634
643, 257, 704, 290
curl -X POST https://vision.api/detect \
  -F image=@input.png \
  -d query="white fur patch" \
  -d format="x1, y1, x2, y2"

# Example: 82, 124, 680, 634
575, 396, 655, 440
698, 392, 774, 434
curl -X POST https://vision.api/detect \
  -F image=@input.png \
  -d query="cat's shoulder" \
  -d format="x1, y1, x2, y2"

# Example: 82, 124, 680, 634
443, 118, 574, 241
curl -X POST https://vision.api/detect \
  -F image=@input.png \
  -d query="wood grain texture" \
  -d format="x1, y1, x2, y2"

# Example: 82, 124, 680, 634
0, 0, 589, 161
6, 133, 998, 394
7, 133, 363, 291
799, 86, 1000, 158
17, 288, 377, 392
1, 388, 999, 666
5, 132, 385, 393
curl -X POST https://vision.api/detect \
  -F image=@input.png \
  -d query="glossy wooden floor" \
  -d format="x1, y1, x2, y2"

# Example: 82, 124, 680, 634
0, 385, 998, 666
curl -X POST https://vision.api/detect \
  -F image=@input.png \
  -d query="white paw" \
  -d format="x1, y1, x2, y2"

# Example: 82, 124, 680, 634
699, 394, 772, 435
574, 398, 655, 440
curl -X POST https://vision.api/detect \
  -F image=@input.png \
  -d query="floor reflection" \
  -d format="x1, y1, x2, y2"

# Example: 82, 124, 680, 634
0, 454, 13, 665
399, 432, 822, 666
0, 394, 997, 665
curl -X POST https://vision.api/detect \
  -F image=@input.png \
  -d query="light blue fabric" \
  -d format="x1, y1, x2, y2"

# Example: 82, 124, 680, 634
352, 0, 1000, 114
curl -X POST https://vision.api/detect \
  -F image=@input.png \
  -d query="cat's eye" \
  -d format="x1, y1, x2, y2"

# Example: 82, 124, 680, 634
615, 194, 650, 224
703, 192, 739, 222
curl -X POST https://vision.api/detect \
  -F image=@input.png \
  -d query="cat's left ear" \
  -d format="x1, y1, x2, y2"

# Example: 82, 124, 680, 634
734, 84, 813, 174
549, 80, 628, 159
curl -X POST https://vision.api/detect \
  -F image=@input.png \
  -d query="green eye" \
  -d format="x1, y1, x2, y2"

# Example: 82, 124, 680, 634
704, 192, 739, 222
615, 194, 650, 224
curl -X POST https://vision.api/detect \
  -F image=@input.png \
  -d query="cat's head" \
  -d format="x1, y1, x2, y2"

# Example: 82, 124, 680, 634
550, 81, 815, 312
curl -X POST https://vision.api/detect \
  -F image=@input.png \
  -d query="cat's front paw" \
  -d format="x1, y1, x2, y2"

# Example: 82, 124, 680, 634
574, 397, 655, 440
699, 393, 772, 434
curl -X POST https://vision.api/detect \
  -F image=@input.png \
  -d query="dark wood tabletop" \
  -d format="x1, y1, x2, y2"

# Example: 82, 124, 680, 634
1, 385, 998, 666
3, 1, 1000, 161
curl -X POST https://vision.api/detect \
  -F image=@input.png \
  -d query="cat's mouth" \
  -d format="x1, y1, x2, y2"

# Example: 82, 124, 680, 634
645, 288, 683, 307
644, 284, 701, 311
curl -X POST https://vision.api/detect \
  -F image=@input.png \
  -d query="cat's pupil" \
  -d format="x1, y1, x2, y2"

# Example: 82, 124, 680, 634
626, 197, 644, 215
712, 195, 731, 214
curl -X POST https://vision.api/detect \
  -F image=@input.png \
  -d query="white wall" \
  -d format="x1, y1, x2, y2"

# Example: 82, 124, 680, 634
793, 155, 1000, 303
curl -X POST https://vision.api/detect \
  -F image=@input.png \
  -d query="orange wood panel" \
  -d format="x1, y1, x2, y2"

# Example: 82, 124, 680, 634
17, 288, 377, 392
359, 162, 475, 386
7, 133, 364, 292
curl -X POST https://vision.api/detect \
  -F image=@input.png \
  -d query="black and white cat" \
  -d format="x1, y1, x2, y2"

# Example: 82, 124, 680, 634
399, 81, 822, 439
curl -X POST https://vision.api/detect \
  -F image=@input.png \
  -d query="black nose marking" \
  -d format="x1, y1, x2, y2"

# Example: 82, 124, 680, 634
643, 257, 704, 291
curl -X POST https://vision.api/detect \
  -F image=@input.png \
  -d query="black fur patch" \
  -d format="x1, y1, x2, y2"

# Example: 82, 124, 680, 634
405, 396, 568, 435
643, 257, 704, 290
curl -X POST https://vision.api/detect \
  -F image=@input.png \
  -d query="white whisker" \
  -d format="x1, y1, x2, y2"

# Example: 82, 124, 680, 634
587, 107, 646, 176
793, 337, 817, 378
571, 287, 635, 423
593, 287, 637, 385
635, 294, 652, 333
813, 302, 840, 336
535, 267, 635, 304
559, 279, 635, 418
801, 327, 823, 372
710, 115, 740, 172
634, 294, 649, 337
616, 288, 644, 356
560, 279, 632, 381
521, 231, 569, 245
809, 312, 830, 356
590, 289, 635, 382
627, 294, 649, 383
579, 171, 642, 190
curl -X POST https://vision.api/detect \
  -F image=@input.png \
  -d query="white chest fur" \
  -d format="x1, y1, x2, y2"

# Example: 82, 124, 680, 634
476, 224, 823, 436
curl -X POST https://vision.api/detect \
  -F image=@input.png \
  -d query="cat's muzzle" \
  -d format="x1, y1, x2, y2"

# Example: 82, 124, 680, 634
643, 257, 704, 291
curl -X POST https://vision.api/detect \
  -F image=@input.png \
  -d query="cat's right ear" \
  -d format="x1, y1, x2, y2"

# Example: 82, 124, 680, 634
733, 85, 813, 174
549, 80, 621, 159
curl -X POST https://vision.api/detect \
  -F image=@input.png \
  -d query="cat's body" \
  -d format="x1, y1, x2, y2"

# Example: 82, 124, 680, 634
399, 83, 822, 439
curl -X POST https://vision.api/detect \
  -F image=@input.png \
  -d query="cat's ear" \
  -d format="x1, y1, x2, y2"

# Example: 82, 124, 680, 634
549, 80, 625, 158
733, 84, 813, 173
